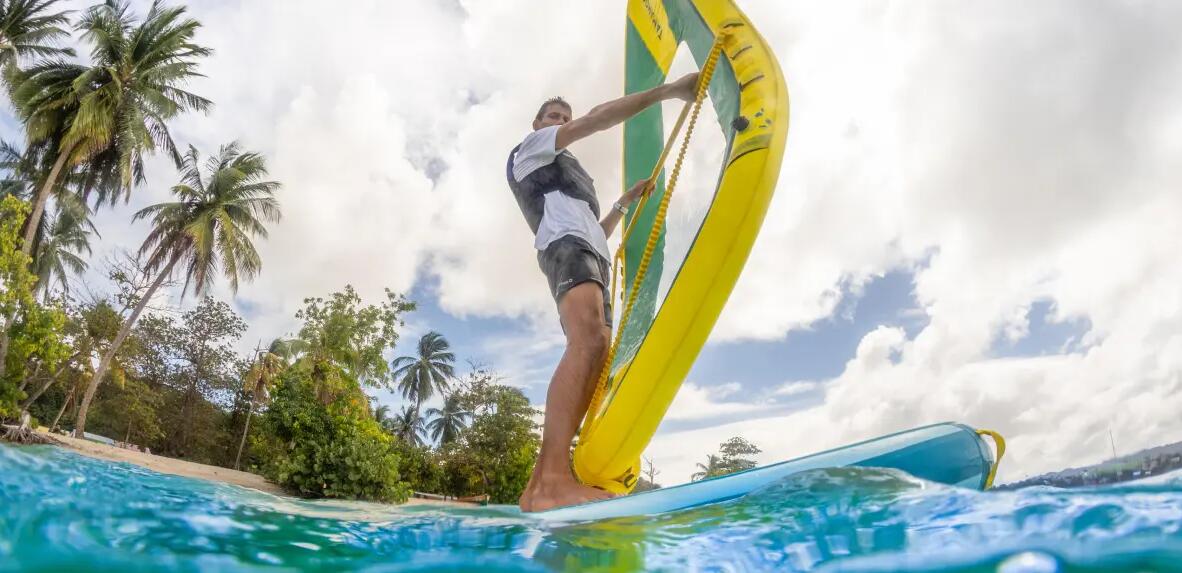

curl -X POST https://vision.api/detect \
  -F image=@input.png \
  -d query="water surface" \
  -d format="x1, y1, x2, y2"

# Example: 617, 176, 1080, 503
2, 444, 1180, 572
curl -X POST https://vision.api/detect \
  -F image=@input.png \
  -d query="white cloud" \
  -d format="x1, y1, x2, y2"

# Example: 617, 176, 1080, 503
774, 380, 822, 399
664, 381, 778, 422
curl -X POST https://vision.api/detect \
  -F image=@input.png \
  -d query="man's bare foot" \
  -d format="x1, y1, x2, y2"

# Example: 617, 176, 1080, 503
519, 472, 614, 512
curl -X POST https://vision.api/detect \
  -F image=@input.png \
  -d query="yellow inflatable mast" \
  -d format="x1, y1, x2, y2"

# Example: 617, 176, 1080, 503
573, 0, 789, 493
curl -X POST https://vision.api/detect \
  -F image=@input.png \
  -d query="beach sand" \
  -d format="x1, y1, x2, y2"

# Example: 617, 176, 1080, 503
31, 428, 471, 506
35, 428, 288, 495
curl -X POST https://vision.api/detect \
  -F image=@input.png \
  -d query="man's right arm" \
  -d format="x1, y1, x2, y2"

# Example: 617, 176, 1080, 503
555, 72, 699, 150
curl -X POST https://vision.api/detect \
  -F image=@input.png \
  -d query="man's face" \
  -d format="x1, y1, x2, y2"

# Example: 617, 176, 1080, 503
533, 103, 572, 131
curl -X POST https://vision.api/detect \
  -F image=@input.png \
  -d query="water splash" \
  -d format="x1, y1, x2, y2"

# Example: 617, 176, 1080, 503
2, 445, 1180, 572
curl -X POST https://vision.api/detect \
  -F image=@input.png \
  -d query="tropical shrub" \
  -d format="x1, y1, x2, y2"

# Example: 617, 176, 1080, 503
261, 367, 409, 503
0, 197, 68, 420
443, 381, 541, 503
391, 439, 445, 495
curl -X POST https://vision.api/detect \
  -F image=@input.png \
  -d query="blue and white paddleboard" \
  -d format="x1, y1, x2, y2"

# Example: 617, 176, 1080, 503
535, 423, 995, 522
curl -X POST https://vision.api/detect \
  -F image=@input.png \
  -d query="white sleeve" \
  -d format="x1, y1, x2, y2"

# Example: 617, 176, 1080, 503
512, 125, 561, 182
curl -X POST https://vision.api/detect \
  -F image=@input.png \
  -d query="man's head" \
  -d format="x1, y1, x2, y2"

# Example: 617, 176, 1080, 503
533, 97, 572, 131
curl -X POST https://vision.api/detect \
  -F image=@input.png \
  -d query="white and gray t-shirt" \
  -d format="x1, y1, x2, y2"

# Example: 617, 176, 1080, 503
511, 125, 611, 263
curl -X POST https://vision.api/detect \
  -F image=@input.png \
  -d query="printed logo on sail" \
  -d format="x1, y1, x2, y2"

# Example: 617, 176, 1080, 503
641, 0, 664, 40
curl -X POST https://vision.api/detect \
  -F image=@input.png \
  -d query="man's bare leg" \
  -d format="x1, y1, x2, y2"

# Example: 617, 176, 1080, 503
519, 282, 615, 512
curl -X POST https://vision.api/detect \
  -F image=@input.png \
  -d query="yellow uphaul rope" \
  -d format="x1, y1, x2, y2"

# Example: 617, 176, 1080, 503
610, 102, 693, 307
976, 429, 1007, 489
581, 34, 728, 442
609, 82, 696, 306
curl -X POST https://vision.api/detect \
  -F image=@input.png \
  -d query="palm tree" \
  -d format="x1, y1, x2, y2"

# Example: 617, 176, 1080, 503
691, 454, 723, 481
425, 393, 470, 446
32, 194, 96, 298
0, 0, 74, 74
72, 142, 281, 438
0, 139, 40, 200
11, 0, 212, 257
390, 405, 425, 447
372, 403, 391, 427
234, 340, 284, 470
0, 140, 100, 285
391, 331, 455, 417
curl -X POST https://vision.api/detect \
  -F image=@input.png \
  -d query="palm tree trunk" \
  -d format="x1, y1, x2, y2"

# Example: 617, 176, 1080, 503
20, 352, 80, 414
17, 362, 41, 392
73, 253, 180, 439
0, 314, 13, 384
50, 387, 74, 431
21, 145, 73, 257
19, 373, 55, 413
234, 399, 255, 470
178, 385, 195, 455
179, 342, 209, 455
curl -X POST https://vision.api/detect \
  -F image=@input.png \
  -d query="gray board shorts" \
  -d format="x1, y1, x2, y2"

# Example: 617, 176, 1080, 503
537, 235, 613, 328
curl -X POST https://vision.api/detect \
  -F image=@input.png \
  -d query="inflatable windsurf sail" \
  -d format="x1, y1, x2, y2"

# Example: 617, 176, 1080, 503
572, 0, 790, 493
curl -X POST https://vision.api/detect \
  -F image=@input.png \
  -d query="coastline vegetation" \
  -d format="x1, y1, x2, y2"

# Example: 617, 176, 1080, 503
0, 0, 541, 505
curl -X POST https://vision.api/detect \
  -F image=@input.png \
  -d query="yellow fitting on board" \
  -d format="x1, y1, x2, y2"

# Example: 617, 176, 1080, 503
976, 429, 1007, 489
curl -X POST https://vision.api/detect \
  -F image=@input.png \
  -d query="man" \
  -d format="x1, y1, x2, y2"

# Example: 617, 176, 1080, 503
507, 72, 699, 512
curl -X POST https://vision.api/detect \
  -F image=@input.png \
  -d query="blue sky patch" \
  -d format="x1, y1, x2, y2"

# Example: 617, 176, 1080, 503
991, 300, 1093, 358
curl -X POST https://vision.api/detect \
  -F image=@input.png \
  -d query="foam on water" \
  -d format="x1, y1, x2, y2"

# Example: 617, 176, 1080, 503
2, 444, 1180, 572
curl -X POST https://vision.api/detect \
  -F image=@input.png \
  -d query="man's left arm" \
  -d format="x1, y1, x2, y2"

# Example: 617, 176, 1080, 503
601, 179, 653, 238
557, 73, 699, 151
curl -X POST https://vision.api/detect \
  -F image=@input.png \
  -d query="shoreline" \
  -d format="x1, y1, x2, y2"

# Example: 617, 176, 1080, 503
34, 428, 289, 495
26, 428, 473, 506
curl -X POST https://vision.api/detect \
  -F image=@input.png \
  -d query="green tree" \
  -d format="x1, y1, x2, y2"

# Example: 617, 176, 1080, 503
31, 195, 95, 298
1, 295, 66, 420
372, 403, 390, 427
11, 0, 211, 257
72, 142, 281, 438
17, 299, 100, 416
390, 404, 424, 447
116, 299, 245, 460
692, 437, 762, 481
173, 298, 245, 455
391, 331, 455, 417
390, 438, 443, 495
0, 0, 74, 73
235, 338, 285, 469
425, 393, 470, 446
450, 381, 540, 503
717, 436, 761, 474
261, 366, 410, 503
691, 454, 723, 481
0, 141, 97, 301
294, 285, 413, 402
21, 297, 121, 429
90, 376, 162, 446
0, 196, 67, 414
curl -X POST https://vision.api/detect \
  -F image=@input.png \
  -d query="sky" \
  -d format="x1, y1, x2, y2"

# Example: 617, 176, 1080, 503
13, 0, 1182, 487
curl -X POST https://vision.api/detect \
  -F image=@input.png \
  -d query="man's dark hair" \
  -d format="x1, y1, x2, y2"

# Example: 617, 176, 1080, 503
535, 97, 571, 121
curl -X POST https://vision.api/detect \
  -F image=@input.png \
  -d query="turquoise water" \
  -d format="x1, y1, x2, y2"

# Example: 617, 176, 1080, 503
2, 445, 1181, 572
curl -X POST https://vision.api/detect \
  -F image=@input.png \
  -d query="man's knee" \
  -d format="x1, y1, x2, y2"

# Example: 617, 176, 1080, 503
559, 283, 610, 346
600, 326, 612, 355
569, 315, 610, 352
590, 325, 610, 355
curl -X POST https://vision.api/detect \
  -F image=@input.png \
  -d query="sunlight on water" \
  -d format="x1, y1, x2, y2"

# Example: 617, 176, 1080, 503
2, 444, 1180, 572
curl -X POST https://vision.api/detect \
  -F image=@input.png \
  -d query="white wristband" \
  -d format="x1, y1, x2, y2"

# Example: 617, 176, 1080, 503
613, 201, 627, 215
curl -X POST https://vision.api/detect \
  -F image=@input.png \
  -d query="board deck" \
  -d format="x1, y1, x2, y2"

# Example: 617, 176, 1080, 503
536, 423, 994, 522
